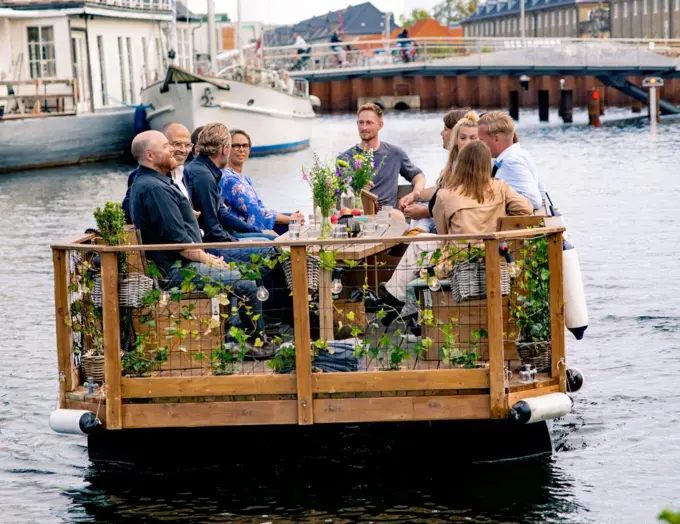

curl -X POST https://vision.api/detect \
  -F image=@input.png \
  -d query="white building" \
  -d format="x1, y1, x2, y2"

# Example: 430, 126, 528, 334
0, 0, 197, 172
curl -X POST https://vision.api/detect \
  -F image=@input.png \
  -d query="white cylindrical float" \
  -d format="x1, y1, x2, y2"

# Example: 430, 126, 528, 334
49, 409, 100, 435
510, 393, 573, 424
544, 216, 589, 340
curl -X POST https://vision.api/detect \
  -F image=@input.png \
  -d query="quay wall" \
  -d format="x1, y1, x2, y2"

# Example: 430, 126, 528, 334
310, 75, 680, 112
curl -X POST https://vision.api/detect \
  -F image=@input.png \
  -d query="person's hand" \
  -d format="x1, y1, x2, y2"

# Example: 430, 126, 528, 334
399, 191, 418, 210
403, 204, 429, 220
193, 210, 201, 219
365, 181, 375, 189
290, 211, 305, 224
263, 230, 279, 237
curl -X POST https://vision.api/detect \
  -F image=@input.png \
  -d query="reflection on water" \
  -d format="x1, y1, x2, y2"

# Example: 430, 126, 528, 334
68, 455, 578, 523
1, 109, 680, 523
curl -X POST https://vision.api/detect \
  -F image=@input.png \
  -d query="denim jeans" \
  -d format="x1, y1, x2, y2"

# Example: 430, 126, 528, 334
166, 262, 263, 333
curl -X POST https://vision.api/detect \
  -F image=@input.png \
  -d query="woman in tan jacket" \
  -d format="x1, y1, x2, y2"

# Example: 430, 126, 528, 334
380, 141, 533, 328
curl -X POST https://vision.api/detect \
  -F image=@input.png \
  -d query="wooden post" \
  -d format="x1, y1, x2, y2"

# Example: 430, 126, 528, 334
290, 246, 314, 425
508, 90, 519, 121
588, 89, 601, 127
560, 89, 573, 123
101, 252, 123, 429
537, 90, 549, 122
52, 248, 77, 407
484, 239, 507, 418
548, 233, 567, 393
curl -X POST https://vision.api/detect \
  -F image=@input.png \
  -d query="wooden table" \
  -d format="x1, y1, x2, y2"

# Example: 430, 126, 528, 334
276, 218, 408, 341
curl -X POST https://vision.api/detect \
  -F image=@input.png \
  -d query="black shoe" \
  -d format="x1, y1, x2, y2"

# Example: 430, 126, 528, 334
378, 292, 405, 328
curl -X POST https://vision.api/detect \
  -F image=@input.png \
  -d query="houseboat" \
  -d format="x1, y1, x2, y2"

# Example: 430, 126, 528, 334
49, 213, 585, 465
0, 0, 189, 173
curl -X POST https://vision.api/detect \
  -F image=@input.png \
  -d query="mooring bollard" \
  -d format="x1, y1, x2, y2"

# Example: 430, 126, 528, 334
560, 89, 573, 123
509, 90, 519, 121
538, 90, 549, 122
588, 89, 601, 128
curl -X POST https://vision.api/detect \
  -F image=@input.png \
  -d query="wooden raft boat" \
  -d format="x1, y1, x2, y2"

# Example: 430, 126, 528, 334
49, 219, 583, 464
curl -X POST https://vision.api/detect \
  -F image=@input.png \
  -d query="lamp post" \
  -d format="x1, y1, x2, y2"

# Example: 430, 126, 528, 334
520, 0, 526, 39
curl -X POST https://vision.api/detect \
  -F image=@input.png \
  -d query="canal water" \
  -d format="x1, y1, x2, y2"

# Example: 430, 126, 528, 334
1, 108, 679, 523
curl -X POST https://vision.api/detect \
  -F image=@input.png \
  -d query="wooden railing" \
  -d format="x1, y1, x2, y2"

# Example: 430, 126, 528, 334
51, 226, 566, 430
0, 79, 77, 119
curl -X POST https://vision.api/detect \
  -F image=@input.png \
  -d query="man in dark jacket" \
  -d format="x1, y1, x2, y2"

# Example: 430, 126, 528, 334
183, 122, 275, 266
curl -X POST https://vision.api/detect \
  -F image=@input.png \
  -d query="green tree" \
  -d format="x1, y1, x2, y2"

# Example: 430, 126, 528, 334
432, 0, 479, 24
399, 8, 431, 27
659, 510, 680, 524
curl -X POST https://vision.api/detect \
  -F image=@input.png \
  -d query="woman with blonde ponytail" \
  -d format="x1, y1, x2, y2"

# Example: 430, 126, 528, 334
402, 110, 480, 234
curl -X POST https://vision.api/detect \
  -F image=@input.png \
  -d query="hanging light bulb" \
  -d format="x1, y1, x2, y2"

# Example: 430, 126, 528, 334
256, 280, 269, 302
331, 267, 343, 295
427, 267, 441, 292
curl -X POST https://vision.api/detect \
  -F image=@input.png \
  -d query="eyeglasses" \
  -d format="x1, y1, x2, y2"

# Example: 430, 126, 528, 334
171, 141, 194, 150
231, 143, 251, 151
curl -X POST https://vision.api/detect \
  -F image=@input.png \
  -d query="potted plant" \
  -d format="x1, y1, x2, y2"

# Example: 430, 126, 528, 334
67, 255, 105, 383
92, 202, 153, 308
510, 237, 552, 372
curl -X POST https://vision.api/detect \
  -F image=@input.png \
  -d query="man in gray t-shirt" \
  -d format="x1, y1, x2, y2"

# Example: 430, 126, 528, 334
338, 103, 425, 209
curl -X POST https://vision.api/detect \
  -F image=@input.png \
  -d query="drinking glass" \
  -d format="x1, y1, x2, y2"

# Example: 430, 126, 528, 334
289, 219, 302, 240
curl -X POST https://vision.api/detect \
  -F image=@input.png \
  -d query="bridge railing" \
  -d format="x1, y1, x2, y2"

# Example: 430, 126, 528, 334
262, 37, 680, 73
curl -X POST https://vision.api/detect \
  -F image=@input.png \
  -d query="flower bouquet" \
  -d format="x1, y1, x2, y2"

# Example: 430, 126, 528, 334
303, 154, 339, 239
336, 149, 382, 209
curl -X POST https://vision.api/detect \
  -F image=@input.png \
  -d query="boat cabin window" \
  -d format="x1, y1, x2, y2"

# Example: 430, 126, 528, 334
27, 26, 56, 79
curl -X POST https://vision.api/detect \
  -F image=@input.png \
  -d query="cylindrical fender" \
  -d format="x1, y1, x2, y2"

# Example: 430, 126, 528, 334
49, 409, 100, 435
510, 393, 573, 424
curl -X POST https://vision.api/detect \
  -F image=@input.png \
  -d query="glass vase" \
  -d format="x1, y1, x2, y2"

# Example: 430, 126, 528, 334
320, 214, 332, 239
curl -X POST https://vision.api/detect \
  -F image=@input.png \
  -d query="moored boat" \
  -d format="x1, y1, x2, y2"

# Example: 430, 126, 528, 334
140, 65, 316, 156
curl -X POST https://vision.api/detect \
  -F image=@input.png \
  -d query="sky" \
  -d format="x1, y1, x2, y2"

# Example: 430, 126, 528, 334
186, 0, 442, 24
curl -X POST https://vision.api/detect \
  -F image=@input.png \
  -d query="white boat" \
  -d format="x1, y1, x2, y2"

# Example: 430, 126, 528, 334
140, 0, 316, 156
141, 65, 316, 155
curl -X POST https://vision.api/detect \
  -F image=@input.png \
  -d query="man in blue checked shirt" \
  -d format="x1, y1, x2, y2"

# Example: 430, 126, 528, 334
478, 111, 544, 210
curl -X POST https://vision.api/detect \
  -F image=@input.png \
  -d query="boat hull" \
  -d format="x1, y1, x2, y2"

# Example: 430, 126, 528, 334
0, 109, 135, 173
87, 419, 554, 466
140, 79, 314, 156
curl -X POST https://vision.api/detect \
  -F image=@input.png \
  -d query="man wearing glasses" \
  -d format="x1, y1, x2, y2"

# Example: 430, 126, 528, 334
123, 123, 195, 223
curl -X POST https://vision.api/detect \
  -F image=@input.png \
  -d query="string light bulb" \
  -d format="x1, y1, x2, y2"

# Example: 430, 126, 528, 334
256, 280, 269, 302
331, 268, 343, 295
427, 267, 441, 292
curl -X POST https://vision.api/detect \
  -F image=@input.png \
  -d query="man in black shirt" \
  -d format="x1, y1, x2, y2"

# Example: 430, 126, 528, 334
129, 130, 266, 341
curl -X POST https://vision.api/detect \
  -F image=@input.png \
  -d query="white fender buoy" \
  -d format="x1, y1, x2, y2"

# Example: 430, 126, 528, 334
310, 95, 321, 107
49, 409, 100, 435
544, 216, 588, 340
510, 393, 573, 424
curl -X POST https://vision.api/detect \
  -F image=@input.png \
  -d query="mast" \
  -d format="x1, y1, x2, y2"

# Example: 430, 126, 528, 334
207, 0, 217, 72
237, 0, 244, 66
169, 0, 178, 66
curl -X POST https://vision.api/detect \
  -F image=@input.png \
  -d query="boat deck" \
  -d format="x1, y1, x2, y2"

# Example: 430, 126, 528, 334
52, 221, 567, 430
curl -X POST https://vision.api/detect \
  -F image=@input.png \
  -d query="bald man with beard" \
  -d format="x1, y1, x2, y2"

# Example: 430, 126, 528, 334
123, 123, 194, 223
128, 130, 271, 356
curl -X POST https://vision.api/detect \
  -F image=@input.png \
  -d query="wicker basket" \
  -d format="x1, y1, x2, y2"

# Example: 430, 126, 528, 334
82, 354, 105, 383
283, 255, 321, 294
93, 273, 154, 308
516, 341, 552, 372
450, 261, 510, 302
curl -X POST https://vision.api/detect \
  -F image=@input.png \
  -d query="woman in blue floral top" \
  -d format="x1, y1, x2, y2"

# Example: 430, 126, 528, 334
220, 129, 305, 235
